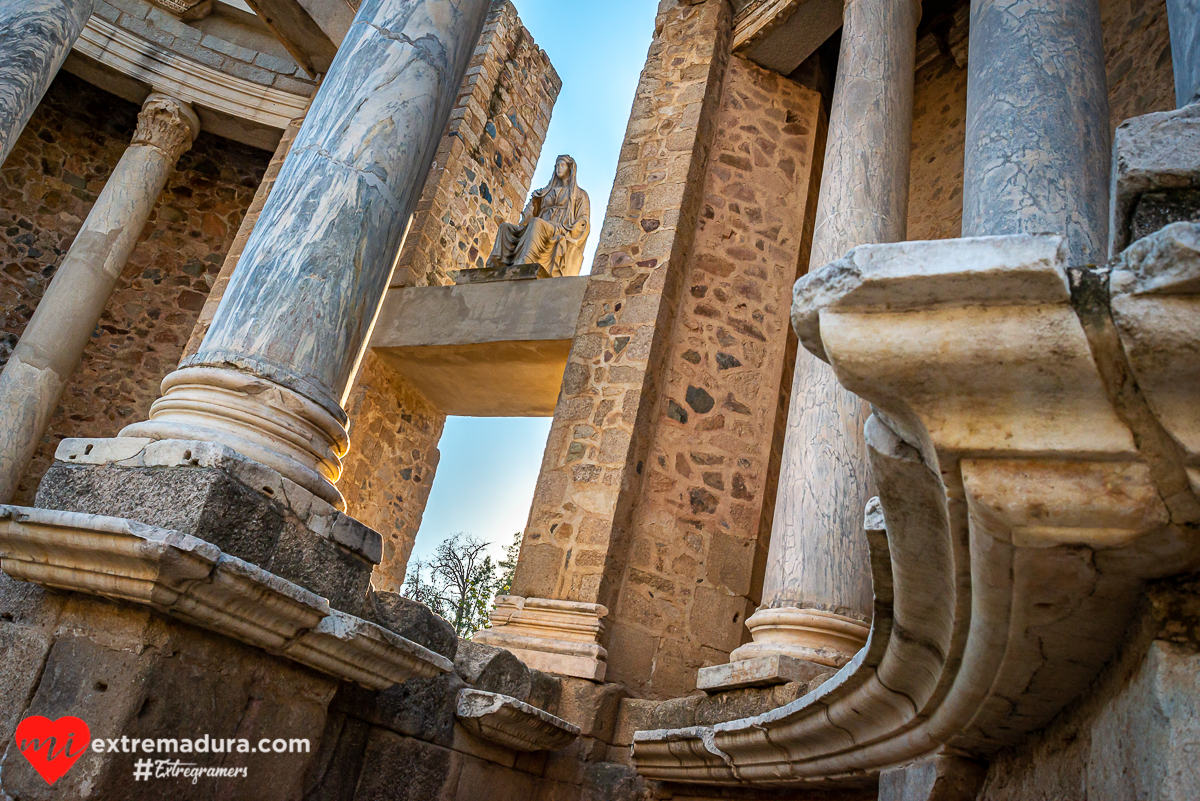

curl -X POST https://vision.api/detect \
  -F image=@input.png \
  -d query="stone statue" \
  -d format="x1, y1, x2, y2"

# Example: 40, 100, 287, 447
486, 154, 590, 277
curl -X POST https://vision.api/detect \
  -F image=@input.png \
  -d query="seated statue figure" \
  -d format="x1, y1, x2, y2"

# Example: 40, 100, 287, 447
487, 154, 590, 277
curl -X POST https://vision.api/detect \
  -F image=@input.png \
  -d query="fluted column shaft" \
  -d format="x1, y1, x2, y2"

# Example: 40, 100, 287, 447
732, 0, 919, 668
122, 0, 491, 508
0, 0, 96, 167
0, 94, 198, 503
963, 0, 1110, 264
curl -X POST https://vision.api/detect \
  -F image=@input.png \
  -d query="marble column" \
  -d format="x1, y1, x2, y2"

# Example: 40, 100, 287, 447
730, 0, 919, 669
0, 93, 199, 504
962, 0, 1111, 265
0, 0, 96, 168
121, 0, 491, 509
1165, 0, 1200, 107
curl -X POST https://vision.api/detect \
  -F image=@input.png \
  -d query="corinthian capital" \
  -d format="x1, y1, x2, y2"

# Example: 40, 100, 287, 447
133, 93, 200, 162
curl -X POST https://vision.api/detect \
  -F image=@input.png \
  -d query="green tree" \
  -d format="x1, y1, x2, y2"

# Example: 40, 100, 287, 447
402, 533, 499, 636
496, 531, 521, 596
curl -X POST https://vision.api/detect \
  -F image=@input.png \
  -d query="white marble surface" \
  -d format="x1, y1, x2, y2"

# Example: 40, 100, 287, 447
962, 0, 1111, 266
0, 0, 94, 167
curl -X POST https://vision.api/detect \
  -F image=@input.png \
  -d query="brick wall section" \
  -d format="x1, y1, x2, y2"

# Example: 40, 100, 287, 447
510, 0, 734, 611
0, 74, 267, 503
183, 103, 310, 359
603, 58, 827, 699
390, 0, 561, 288
340, 351, 445, 593
906, 0, 1176, 243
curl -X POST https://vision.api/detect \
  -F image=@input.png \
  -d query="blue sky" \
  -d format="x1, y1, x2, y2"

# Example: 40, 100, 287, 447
408, 1, 657, 566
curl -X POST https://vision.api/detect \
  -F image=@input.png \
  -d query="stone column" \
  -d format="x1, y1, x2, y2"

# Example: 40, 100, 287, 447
962, 0, 1111, 265
1166, 0, 1200, 107
121, 0, 491, 509
728, 0, 919, 670
0, 0, 96, 167
0, 93, 198, 504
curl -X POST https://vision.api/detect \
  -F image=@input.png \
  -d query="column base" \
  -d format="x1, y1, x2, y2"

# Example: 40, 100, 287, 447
696, 653, 833, 693
728, 606, 869, 668
121, 366, 349, 509
472, 596, 608, 681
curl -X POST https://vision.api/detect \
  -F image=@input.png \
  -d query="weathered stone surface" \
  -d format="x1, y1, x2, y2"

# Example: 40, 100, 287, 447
35, 439, 379, 614
879, 756, 988, 801
369, 590, 458, 662
760, 0, 918, 676
0, 0, 95, 167
696, 653, 831, 692
1165, 0, 1200, 105
474, 596, 608, 681
351, 728, 461, 801
454, 640, 533, 700
1130, 189, 1200, 242
455, 688, 579, 752
450, 263, 548, 283
0, 74, 267, 505
335, 672, 467, 749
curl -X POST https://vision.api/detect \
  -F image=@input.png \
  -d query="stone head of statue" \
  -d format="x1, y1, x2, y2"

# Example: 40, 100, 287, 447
553, 155, 576, 184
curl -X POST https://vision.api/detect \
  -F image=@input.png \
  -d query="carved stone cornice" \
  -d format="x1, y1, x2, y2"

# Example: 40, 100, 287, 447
133, 92, 200, 162
456, 689, 580, 752
0, 505, 452, 689
632, 229, 1200, 787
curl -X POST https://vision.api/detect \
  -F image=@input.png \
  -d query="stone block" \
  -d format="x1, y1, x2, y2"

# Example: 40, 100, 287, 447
36, 439, 380, 616
696, 653, 830, 692
454, 640, 533, 701
879, 756, 988, 801
554, 679, 626, 742
450, 262, 548, 283
334, 672, 466, 749
302, 711, 370, 801
368, 591, 458, 661
352, 729, 461, 801
455, 688, 579, 752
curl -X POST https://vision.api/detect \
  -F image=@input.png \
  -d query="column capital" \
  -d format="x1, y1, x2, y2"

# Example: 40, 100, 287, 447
133, 92, 200, 162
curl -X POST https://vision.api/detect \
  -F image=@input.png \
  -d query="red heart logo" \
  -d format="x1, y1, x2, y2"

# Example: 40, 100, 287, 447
14, 716, 91, 785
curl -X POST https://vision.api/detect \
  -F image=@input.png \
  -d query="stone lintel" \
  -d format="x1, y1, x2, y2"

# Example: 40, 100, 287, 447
455, 688, 579, 752
473, 595, 608, 681
696, 654, 829, 693
37, 437, 381, 616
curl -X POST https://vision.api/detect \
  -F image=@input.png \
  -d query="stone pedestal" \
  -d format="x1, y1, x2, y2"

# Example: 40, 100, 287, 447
473, 596, 608, 681
0, 0, 96, 167
741, 0, 920, 674
0, 93, 198, 504
121, 0, 492, 509
963, 0, 1111, 265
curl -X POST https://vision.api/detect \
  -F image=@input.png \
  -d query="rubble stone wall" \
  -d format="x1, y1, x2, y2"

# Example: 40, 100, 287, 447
340, 351, 446, 593
905, 0, 1177, 243
603, 57, 827, 700
0, 73, 267, 505
391, 0, 561, 288
511, 0, 735, 614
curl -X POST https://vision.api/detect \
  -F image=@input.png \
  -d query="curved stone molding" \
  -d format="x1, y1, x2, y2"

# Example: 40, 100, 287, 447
631, 232, 1200, 786
456, 689, 580, 752
0, 505, 450, 688
121, 366, 349, 509
728, 606, 869, 667
473, 596, 608, 681
74, 15, 309, 132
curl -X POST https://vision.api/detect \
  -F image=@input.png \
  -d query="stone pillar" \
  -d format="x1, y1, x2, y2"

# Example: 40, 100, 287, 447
1166, 0, 1200, 107
728, 0, 919, 670
0, 0, 96, 167
0, 93, 198, 504
962, 0, 1111, 265
121, 0, 492, 509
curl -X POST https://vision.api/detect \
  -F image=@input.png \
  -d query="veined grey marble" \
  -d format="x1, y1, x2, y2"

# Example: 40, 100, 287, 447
186, 0, 491, 415
0, 94, 198, 504
962, 0, 1111, 266
123, 0, 490, 507
0, 0, 95, 168
745, 0, 920, 667
1166, 0, 1200, 107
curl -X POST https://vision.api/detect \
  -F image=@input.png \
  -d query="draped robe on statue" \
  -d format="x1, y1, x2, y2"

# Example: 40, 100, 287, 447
487, 156, 590, 277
